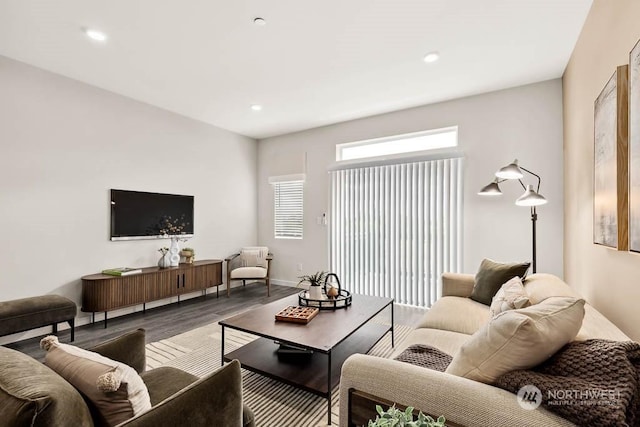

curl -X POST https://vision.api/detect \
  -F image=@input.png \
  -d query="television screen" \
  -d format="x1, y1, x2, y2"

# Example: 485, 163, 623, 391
110, 189, 194, 241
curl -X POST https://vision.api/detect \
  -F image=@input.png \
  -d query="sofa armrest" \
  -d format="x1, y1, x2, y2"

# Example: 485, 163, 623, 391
89, 328, 146, 373
339, 354, 574, 427
120, 360, 244, 427
441, 273, 475, 297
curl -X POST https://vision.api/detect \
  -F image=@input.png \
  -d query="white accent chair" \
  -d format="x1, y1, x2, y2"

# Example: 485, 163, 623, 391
225, 247, 273, 297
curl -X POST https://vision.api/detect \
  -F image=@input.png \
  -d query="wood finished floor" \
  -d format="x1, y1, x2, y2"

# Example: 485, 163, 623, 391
8, 284, 426, 360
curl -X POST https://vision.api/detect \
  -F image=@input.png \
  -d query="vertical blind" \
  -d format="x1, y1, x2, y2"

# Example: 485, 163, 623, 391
329, 157, 463, 306
274, 180, 304, 239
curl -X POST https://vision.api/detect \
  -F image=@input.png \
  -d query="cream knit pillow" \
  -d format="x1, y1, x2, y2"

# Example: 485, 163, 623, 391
446, 296, 585, 384
489, 277, 530, 317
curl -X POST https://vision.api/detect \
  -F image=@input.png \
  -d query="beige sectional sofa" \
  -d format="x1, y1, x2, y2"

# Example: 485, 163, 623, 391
339, 273, 630, 427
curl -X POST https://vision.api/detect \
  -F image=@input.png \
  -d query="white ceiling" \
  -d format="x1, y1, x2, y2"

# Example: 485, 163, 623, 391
0, 1, 592, 139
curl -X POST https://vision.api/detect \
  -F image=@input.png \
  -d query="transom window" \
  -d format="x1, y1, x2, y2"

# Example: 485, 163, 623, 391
336, 126, 458, 162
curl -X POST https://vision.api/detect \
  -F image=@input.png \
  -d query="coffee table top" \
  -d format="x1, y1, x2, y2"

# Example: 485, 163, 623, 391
219, 293, 393, 353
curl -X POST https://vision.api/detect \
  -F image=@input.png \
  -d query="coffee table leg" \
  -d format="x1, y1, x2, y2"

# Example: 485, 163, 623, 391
327, 351, 332, 425
221, 325, 225, 367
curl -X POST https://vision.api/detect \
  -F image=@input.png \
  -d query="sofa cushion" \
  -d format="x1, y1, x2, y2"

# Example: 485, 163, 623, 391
0, 346, 92, 427
416, 296, 490, 335
41, 335, 151, 426
470, 259, 531, 305
140, 366, 198, 405
489, 277, 530, 317
522, 273, 580, 304
445, 296, 585, 384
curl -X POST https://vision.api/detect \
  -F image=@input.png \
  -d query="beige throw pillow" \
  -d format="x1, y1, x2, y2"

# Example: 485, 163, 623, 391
489, 277, 530, 317
445, 296, 585, 384
41, 336, 151, 426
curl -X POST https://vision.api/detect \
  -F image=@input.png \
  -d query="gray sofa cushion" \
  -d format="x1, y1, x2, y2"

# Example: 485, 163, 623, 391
0, 346, 93, 426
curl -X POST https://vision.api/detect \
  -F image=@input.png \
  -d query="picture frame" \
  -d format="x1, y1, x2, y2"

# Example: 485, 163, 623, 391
594, 64, 629, 250
629, 40, 640, 252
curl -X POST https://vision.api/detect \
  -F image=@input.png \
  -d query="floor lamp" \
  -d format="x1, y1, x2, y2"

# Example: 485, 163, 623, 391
478, 159, 547, 273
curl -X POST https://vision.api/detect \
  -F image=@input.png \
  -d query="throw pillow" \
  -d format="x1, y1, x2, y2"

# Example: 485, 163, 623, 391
445, 296, 585, 384
469, 258, 531, 305
239, 246, 269, 268
40, 336, 151, 426
489, 277, 530, 317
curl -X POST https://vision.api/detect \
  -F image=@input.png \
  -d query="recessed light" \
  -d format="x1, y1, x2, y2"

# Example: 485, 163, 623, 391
251, 104, 263, 111
84, 28, 107, 42
253, 17, 266, 26
423, 51, 440, 63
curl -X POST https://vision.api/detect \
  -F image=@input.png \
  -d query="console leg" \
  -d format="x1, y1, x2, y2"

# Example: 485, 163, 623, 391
69, 318, 75, 342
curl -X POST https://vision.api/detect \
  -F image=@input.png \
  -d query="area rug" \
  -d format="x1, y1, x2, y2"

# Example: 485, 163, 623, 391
145, 319, 412, 427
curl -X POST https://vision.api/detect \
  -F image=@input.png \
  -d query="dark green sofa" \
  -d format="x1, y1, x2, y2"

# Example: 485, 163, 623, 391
0, 329, 255, 426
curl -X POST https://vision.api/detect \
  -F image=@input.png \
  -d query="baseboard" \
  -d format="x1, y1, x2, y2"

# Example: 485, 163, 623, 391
270, 279, 297, 287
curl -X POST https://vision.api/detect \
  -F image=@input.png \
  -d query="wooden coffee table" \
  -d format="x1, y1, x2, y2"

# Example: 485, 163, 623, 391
219, 293, 394, 425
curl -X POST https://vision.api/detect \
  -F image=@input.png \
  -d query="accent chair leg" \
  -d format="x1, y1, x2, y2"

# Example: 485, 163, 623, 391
266, 278, 270, 297
69, 318, 75, 342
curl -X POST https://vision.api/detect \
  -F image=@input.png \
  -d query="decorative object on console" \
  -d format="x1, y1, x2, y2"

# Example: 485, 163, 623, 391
478, 159, 547, 272
157, 247, 170, 268
594, 65, 629, 251
169, 237, 181, 267
180, 247, 195, 264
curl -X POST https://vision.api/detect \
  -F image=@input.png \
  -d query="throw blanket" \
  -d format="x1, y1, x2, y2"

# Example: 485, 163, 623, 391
395, 340, 640, 427
496, 339, 640, 427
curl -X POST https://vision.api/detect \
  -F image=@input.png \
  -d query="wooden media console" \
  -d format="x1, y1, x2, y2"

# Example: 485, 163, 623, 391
81, 259, 222, 327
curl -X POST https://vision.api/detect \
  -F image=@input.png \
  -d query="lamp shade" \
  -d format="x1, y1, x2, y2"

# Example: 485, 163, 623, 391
478, 180, 502, 196
515, 185, 547, 206
495, 159, 524, 180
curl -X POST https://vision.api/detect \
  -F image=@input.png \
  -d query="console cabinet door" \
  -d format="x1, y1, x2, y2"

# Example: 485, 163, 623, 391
145, 269, 178, 300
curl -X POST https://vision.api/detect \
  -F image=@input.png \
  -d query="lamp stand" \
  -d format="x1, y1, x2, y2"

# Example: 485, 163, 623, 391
530, 206, 537, 273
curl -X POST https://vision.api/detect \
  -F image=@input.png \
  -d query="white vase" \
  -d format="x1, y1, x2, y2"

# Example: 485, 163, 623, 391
309, 285, 323, 300
169, 238, 181, 267
158, 252, 171, 268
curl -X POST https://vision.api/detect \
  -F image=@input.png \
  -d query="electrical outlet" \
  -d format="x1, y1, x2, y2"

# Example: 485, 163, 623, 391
297, 263, 303, 272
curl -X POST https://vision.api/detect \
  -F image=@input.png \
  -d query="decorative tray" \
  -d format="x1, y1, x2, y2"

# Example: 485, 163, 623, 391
298, 289, 352, 310
275, 306, 319, 323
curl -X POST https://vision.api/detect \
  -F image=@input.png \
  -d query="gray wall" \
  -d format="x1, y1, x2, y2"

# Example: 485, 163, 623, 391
258, 79, 564, 288
0, 56, 258, 344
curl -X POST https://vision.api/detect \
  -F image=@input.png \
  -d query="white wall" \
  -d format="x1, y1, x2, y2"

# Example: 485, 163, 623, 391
0, 56, 257, 344
563, 0, 640, 341
258, 79, 564, 289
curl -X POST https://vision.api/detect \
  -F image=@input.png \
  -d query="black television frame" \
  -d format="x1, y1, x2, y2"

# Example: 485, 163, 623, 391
110, 189, 194, 241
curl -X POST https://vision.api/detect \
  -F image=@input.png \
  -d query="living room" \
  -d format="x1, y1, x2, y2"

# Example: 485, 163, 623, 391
1, 1, 639, 426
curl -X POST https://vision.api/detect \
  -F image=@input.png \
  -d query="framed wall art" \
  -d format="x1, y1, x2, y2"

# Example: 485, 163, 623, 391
594, 64, 628, 250
629, 40, 640, 252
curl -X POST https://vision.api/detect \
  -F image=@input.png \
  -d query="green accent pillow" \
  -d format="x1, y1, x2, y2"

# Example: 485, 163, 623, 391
470, 259, 531, 305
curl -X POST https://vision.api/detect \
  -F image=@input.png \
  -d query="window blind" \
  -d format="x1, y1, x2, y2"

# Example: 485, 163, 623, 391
329, 157, 463, 306
273, 180, 304, 239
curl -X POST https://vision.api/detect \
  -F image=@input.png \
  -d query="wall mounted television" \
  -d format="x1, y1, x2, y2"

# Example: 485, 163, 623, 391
110, 189, 194, 241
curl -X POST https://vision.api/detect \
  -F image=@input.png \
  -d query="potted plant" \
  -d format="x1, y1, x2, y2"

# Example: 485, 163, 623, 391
368, 405, 446, 427
297, 271, 328, 300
